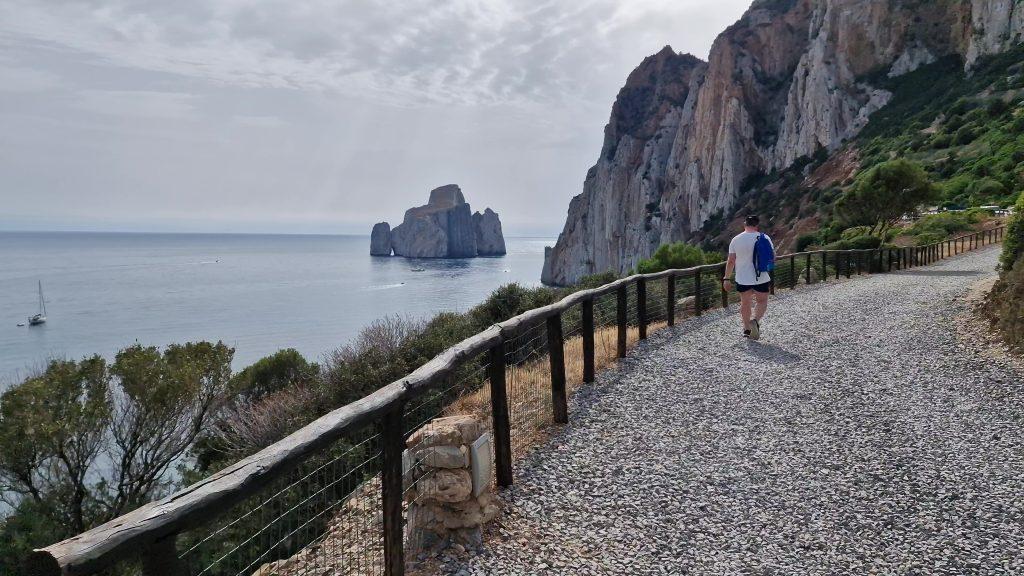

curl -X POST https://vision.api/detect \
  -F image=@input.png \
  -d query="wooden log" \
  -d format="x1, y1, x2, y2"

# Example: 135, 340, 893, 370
140, 536, 185, 576
546, 313, 568, 424
380, 407, 405, 576
582, 298, 596, 383
666, 274, 676, 326
637, 277, 648, 339
693, 270, 702, 316
616, 285, 627, 358
720, 264, 729, 309
487, 344, 513, 487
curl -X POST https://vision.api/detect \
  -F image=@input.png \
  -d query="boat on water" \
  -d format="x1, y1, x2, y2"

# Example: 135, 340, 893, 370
28, 281, 46, 326
410, 267, 426, 272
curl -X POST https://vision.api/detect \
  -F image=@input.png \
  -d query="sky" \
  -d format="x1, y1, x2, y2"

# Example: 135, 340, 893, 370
0, 0, 752, 236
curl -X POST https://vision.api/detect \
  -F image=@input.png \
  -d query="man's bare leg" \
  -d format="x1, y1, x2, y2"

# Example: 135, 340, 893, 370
754, 291, 769, 321
739, 290, 753, 331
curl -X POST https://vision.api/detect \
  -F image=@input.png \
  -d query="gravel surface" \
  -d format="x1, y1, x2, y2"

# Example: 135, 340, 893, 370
439, 246, 1024, 575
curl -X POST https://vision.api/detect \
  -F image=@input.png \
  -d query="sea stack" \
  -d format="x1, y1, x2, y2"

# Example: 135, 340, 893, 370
370, 222, 392, 256
371, 184, 506, 258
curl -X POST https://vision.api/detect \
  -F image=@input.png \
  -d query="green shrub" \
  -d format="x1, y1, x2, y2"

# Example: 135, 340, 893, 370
636, 242, 722, 274
1001, 194, 1024, 271
988, 97, 1011, 117
840, 226, 874, 240
229, 349, 318, 402
931, 134, 954, 149
914, 231, 946, 246
989, 252, 1024, 350
823, 235, 883, 250
954, 125, 979, 146
906, 211, 980, 238
796, 233, 819, 252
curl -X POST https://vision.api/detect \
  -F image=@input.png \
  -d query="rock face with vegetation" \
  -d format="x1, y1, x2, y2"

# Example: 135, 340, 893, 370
543, 0, 1024, 285
373, 185, 506, 258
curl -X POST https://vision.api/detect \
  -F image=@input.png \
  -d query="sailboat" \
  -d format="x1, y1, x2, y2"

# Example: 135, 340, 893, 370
28, 281, 46, 326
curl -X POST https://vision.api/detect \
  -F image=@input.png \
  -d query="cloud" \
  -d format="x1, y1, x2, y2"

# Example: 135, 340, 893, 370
0, 65, 62, 91
72, 90, 198, 119
0, 0, 750, 107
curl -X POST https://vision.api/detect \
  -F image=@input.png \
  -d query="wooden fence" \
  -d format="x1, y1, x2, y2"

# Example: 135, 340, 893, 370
26, 225, 1006, 576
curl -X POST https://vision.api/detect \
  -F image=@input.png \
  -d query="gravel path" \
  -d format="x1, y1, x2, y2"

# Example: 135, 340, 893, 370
440, 246, 1024, 575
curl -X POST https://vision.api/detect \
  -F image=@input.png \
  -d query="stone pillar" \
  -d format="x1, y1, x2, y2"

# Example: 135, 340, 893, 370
404, 416, 499, 557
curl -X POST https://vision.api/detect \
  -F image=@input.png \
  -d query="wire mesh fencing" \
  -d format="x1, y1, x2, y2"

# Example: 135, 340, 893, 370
180, 426, 385, 576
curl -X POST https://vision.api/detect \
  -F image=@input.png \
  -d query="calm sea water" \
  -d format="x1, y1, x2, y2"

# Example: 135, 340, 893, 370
0, 232, 554, 387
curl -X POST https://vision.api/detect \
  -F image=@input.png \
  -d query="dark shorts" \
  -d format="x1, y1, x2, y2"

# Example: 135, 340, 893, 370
736, 282, 771, 293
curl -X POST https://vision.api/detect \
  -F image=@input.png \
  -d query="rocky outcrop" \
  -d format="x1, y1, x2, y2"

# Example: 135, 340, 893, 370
374, 184, 506, 258
473, 208, 506, 255
542, 0, 1022, 285
369, 222, 392, 256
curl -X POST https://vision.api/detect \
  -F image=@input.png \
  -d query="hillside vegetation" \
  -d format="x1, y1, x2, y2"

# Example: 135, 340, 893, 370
705, 45, 1024, 252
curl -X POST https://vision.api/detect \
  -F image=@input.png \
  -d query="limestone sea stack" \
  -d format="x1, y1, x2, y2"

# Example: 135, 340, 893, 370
370, 184, 506, 258
370, 222, 392, 256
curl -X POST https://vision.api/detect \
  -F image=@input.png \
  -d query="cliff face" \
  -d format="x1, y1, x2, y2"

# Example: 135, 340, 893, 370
542, 0, 1024, 285
374, 184, 507, 258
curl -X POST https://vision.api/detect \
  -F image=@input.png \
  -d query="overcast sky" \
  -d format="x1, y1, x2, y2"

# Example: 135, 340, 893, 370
0, 0, 751, 236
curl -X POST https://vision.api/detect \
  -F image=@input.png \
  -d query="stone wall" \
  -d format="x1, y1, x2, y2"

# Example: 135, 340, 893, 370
404, 415, 499, 557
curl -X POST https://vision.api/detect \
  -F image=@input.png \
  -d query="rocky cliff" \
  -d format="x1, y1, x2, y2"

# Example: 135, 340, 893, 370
372, 185, 507, 258
542, 0, 1024, 285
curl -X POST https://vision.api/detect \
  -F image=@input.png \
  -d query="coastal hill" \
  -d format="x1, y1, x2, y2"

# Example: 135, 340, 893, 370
542, 0, 1024, 285
371, 184, 506, 258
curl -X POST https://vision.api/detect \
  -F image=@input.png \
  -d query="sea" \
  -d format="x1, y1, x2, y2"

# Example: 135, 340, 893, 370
0, 232, 554, 388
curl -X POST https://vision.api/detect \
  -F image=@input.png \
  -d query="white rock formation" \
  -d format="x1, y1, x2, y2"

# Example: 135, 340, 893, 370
473, 208, 507, 255
375, 184, 506, 258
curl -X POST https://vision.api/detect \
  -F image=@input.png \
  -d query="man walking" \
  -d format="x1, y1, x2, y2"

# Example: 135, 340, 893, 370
722, 215, 774, 340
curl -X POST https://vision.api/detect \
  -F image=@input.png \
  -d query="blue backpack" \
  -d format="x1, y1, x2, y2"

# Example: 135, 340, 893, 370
753, 233, 775, 280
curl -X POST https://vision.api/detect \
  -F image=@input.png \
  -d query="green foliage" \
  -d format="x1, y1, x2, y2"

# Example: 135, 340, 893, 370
835, 159, 940, 232
906, 211, 980, 237
914, 231, 946, 246
840, 226, 874, 240
795, 233, 819, 252
1001, 194, 1024, 271
229, 349, 318, 402
823, 235, 884, 250
636, 242, 723, 274
989, 251, 1024, 350
0, 343, 234, 571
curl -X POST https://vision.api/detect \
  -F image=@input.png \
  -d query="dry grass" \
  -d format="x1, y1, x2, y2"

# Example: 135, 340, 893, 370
448, 320, 668, 462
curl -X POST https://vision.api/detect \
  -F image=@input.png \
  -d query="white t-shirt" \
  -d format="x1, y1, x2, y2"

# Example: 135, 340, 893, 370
729, 231, 774, 286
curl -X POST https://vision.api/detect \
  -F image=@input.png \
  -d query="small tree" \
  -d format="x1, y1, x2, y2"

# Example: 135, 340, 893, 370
0, 342, 233, 568
835, 159, 940, 235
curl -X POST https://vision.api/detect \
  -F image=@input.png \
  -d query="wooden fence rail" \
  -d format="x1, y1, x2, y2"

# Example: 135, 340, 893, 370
26, 225, 1006, 576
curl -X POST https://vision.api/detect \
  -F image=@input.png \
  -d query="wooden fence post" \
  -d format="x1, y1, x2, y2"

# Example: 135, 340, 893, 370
581, 298, 595, 384
720, 264, 729, 309
546, 313, 568, 424
790, 255, 796, 289
380, 407, 405, 576
140, 535, 186, 576
616, 285, 627, 359
487, 344, 513, 487
637, 277, 648, 339
693, 271, 703, 316
822, 251, 828, 282
666, 274, 676, 326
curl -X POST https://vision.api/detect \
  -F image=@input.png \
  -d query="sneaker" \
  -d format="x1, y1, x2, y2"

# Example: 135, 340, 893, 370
750, 319, 761, 341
